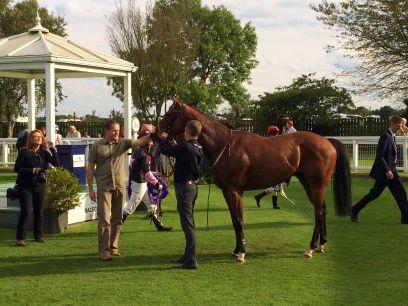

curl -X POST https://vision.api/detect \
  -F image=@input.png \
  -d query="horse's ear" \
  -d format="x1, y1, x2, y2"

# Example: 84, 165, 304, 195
173, 95, 181, 105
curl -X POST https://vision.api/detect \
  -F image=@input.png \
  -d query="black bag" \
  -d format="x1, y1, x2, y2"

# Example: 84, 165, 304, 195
6, 186, 19, 200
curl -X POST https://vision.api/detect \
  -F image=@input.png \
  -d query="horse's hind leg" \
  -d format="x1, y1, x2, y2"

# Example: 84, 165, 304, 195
304, 188, 326, 259
316, 203, 327, 253
222, 188, 246, 263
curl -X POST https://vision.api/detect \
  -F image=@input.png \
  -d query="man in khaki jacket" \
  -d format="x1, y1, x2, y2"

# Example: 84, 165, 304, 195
87, 119, 151, 261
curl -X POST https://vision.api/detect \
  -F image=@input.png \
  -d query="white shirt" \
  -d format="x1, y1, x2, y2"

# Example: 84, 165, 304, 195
283, 126, 297, 134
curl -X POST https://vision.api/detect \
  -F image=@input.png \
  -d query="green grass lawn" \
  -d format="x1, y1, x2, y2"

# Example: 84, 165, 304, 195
0, 178, 408, 305
0, 172, 16, 184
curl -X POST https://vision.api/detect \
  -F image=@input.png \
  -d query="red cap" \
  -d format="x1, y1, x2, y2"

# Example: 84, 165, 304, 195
138, 130, 150, 138
267, 125, 280, 135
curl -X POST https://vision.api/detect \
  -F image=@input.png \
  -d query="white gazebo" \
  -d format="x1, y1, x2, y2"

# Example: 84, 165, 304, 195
0, 13, 136, 142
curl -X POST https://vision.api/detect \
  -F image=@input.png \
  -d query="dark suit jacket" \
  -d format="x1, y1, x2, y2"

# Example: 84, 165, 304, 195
370, 129, 397, 180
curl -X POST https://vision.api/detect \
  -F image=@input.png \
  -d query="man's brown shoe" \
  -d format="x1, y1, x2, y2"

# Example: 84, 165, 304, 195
111, 252, 121, 257
34, 238, 45, 243
99, 254, 113, 261
16, 240, 26, 247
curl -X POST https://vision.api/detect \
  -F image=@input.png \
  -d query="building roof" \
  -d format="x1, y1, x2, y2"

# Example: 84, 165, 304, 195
0, 13, 136, 78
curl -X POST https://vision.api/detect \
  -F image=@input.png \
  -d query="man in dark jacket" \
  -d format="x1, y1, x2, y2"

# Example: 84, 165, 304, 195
159, 120, 203, 269
351, 116, 408, 223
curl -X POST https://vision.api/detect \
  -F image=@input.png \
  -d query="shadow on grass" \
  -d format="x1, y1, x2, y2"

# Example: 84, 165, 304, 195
196, 221, 310, 232
0, 251, 272, 278
0, 231, 97, 245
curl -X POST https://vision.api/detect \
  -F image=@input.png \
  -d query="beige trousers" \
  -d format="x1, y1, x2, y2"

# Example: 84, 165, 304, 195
97, 187, 125, 257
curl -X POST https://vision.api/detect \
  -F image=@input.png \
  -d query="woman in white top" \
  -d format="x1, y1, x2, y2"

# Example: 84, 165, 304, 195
282, 117, 297, 134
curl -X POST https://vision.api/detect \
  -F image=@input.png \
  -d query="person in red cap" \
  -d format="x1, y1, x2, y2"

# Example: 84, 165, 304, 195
254, 125, 282, 209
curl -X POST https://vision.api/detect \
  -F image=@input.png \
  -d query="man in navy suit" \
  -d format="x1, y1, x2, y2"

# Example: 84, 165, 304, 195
351, 116, 408, 224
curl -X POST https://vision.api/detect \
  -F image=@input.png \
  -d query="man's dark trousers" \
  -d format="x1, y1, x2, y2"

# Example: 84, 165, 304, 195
353, 170, 408, 222
175, 182, 198, 263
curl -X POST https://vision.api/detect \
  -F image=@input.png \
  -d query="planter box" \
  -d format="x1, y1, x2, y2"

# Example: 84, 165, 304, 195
0, 190, 97, 231
43, 212, 68, 234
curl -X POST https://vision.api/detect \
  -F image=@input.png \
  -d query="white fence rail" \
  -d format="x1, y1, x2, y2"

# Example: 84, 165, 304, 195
0, 138, 101, 168
331, 136, 408, 172
2, 136, 408, 173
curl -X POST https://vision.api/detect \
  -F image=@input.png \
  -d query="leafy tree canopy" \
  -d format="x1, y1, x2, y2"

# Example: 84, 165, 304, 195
107, 0, 257, 122
312, 0, 408, 101
254, 73, 354, 132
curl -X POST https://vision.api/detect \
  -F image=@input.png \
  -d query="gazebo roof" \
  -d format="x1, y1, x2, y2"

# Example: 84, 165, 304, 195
0, 14, 136, 78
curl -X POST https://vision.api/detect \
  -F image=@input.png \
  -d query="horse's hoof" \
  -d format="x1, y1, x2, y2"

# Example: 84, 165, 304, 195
304, 249, 314, 259
236, 252, 246, 263
316, 244, 325, 253
231, 252, 238, 259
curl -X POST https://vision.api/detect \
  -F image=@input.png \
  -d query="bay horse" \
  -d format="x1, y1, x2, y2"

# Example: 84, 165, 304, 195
159, 99, 352, 262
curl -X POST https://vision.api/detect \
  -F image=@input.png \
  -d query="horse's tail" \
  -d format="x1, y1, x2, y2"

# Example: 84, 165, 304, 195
328, 138, 352, 216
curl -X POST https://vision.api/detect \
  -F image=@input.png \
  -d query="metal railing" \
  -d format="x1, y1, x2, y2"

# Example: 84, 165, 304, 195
0, 138, 101, 167
2, 136, 408, 173
332, 136, 408, 172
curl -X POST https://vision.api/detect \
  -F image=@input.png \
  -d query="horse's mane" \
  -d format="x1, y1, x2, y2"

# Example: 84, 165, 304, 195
186, 103, 237, 130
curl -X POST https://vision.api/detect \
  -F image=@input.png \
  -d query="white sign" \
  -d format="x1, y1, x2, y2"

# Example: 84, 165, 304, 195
67, 193, 98, 224
72, 154, 85, 168
132, 117, 140, 133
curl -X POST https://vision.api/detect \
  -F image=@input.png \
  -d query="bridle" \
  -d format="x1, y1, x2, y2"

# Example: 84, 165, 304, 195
161, 103, 184, 135
161, 101, 234, 169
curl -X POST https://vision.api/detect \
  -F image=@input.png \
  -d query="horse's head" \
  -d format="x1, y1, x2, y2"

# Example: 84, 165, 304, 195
159, 97, 189, 136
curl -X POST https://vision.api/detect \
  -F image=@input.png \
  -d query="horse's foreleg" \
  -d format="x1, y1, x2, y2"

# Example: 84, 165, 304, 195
222, 188, 246, 263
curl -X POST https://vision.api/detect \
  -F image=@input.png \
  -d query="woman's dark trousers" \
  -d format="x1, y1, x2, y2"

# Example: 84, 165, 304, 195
16, 185, 46, 240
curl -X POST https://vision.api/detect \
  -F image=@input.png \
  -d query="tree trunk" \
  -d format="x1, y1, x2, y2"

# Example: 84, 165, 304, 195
7, 120, 14, 138
1, 121, 15, 138
234, 107, 240, 126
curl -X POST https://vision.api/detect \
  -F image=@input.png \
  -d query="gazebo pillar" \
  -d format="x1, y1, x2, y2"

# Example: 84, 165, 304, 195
124, 72, 132, 139
45, 63, 56, 143
123, 72, 132, 170
27, 78, 36, 131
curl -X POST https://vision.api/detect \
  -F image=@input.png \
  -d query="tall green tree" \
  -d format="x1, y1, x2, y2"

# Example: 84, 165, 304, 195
254, 73, 354, 132
106, 0, 200, 123
106, 0, 257, 122
184, 5, 258, 116
0, 0, 66, 137
312, 1, 408, 101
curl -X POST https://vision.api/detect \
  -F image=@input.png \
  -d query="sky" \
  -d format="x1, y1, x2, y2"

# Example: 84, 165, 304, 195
35, 0, 389, 116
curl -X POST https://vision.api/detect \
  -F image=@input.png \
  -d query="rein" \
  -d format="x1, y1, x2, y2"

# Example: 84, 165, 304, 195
209, 129, 233, 169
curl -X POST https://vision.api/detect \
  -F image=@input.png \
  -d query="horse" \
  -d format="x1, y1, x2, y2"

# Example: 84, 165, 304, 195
159, 99, 352, 262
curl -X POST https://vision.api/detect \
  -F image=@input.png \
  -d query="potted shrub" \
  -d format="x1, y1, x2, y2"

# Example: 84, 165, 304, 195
44, 167, 82, 233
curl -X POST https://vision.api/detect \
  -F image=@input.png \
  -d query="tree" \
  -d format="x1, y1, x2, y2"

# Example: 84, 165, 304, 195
106, 0, 258, 122
109, 109, 124, 122
354, 106, 371, 117
84, 110, 101, 122
372, 105, 400, 119
0, 0, 66, 137
312, 1, 408, 101
106, 0, 200, 123
184, 5, 257, 116
254, 73, 354, 132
